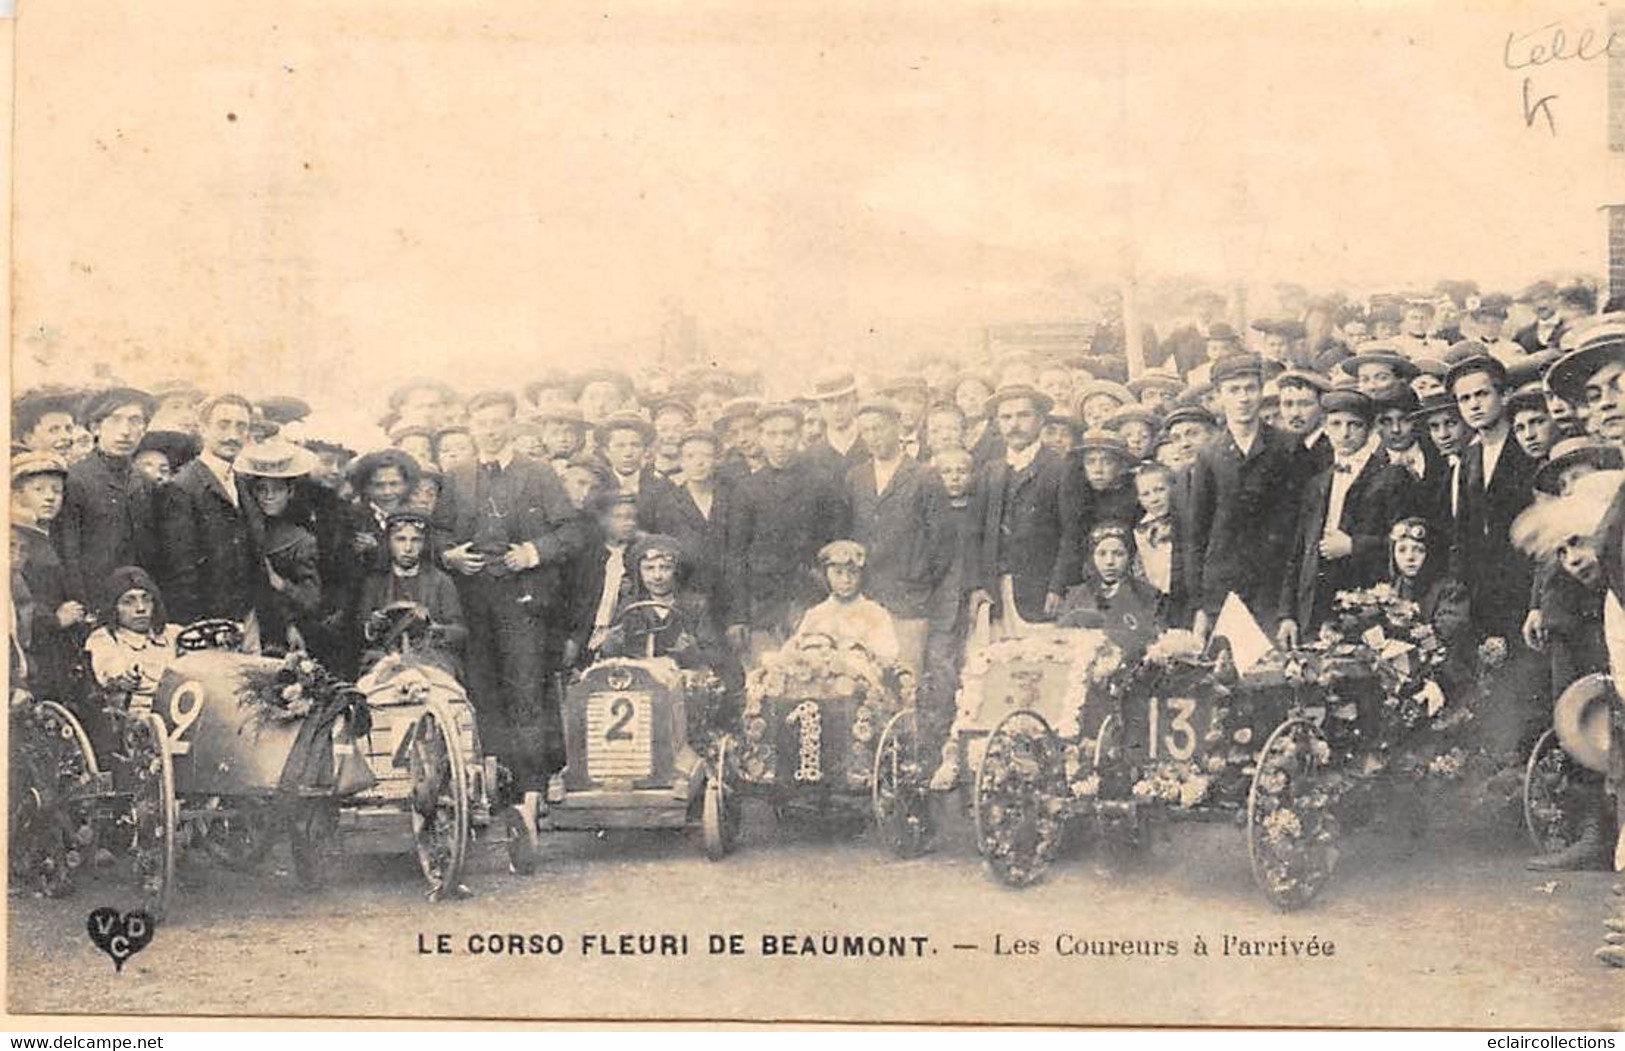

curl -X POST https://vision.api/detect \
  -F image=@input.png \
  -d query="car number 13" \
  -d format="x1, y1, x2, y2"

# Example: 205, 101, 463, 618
1147, 696, 1201, 762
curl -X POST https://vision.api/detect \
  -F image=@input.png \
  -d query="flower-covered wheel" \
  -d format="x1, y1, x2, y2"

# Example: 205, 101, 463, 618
409, 699, 470, 900
8, 701, 103, 898
119, 710, 177, 922
1522, 727, 1588, 855
1247, 718, 1340, 911
974, 710, 1069, 887
197, 797, 276, 871
873, 710, 931, 859
703, 739, 741, 861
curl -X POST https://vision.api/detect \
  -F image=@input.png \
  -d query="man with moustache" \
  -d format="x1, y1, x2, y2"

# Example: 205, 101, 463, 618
158, 393, 262, 624
1274, 370, 1332, 477
962, 386, 1069, 629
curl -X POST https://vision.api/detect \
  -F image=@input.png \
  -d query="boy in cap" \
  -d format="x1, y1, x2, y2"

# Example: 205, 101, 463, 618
11, 451, 85, 706
791, 540, 900, 663
1158, 405, 1216, 474
1107, 404, 1159, 462
1276, 390, 1410, 647
845, 397, 952, 673
595, 411, 671, 529
56, 387, 161, 608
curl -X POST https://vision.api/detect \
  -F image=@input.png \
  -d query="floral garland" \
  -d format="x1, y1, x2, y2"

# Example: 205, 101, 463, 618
955, 630, 1122, 742
8, 702, 101, 898
738, 641, 914, 788
239, 652, 358, 727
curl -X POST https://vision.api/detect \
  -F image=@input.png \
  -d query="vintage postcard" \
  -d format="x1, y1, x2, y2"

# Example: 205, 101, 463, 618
6, 0, 1625, 1031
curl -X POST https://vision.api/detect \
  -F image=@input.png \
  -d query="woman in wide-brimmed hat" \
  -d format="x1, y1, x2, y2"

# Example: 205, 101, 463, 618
235, 438, 324, 655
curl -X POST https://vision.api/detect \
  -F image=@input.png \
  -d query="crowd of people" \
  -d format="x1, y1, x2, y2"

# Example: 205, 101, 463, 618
8, 277, 1625, 960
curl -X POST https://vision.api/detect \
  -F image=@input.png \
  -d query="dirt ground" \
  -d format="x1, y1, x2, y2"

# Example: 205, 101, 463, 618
8, 803, 1623, 1028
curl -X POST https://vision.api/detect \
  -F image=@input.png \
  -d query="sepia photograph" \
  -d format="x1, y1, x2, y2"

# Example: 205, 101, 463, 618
5, 0, 1625, 1031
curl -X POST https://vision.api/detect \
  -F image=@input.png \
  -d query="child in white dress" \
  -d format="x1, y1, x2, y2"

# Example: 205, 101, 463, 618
792, 540, 900, 663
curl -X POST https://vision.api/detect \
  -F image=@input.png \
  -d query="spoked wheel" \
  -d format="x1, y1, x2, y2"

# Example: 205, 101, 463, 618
288, 798, 339, 889
197, 797, 277, 871
120, 711, 177, 922
703, 738, 741, 861
409, 699, 470, 900
1247, 718, 1340, 911
872, 710, 931, 859
1523, 727, 1589, 855
8, 701, 102, 898
974, 709, 1069, 887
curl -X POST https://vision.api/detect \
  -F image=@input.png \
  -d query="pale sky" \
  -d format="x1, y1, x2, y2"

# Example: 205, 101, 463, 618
10, 1, 1620, 444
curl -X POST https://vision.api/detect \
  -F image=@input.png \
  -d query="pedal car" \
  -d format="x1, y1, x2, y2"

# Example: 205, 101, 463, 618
533, 601, 735, 862
9, 613, 497, 917
732, 632, 926, 855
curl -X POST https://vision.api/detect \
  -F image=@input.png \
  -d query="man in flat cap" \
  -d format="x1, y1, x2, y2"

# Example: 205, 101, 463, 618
432, 388, 586, 842
55, 387, 162, 608
962, 385, 1070, 628
1186, 354, 1306, 631
1277, 390, 1410, 647
843, 397, 952, 673
724, 402, 846, 664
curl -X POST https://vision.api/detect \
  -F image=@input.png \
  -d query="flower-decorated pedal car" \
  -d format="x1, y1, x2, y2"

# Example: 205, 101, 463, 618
531, 601, 735, 862
9, 614, 500, 917
973, 585, 1485, 908
732, 632, 925, 855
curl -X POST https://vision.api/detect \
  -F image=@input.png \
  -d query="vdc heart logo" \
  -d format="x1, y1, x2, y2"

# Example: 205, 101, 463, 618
86, 907, 155, 973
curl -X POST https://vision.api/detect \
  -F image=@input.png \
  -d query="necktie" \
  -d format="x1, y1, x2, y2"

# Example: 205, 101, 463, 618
1333, 461, 1353, 475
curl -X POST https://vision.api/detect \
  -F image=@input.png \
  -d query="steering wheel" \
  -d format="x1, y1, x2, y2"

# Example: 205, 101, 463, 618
370, 601, 431, 654
610, 600, 678, 628
176, 619, 245, 654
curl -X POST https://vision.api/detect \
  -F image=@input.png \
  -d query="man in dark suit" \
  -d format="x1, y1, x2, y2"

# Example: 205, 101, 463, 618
158, 393, 261, 624
645, 429, 731, 621
724, 403, 845, 665
1185, 354, 1306, 631
432, 390, 586, 840
55, 387, 162, 607
1277, 391, 1410, 646
1447, 353, 1540, 640
844, 397, 952, 672
962, 385, 1068, 628
1274, 369, 1332, 478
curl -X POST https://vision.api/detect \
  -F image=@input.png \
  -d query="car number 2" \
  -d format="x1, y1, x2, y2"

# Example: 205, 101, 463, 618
160, 680, 206, 755
605, 697, 636, 742
1148, 696, 1200, 762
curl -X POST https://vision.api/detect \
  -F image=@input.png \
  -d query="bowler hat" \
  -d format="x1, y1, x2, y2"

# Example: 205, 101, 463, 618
1545, 314, 1625, 406
983, 384, 1054, 418
1319, 388, 1375, 422
1338, 344, 1420, 381
1408, 392, 1460, 422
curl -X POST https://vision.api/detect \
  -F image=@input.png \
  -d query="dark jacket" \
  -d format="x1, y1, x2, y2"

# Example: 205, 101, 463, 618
54, 450, 160, 606
844, 456, 952, 620
724, 457, 845, 630
564, 538, 636, 658
645, 479, 731, 616
13, 523, 82, 702
1449, 430, 1538, 639
1279, 451, 1410, 631
355, 564, 468, 655
1185, 422, 1304, 623
256, 519, 323, 653
1054, 466, 1140, 590
430, 454, 585, 614
961, 444, 1068, 623
158, 458, 263, 623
